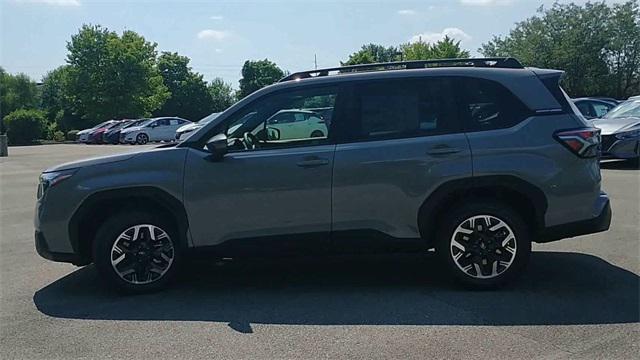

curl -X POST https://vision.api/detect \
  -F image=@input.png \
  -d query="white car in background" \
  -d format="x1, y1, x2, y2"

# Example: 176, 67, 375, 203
265, 109, 327, 140
121, 117, 191, 145
175, 112, 220, 141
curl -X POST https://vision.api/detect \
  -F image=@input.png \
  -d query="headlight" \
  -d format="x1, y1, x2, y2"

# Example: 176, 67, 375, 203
615, 128, 640, 140
37, 169, 76, 199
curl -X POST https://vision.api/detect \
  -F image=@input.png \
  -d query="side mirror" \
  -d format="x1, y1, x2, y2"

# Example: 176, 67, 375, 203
205, 134, 228, 159
266, 127, 281, 140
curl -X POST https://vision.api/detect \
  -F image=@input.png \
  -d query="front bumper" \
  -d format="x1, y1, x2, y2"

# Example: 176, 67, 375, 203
35, 231, 88, 265
123, 133, 136, 143
537, 193, 611, 243
601, 135, 640, 159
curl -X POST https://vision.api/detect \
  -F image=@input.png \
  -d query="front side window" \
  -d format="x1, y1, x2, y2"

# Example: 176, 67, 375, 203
347, 77, 459, 141
460, 77, 531, 131
219, 86, 338, 152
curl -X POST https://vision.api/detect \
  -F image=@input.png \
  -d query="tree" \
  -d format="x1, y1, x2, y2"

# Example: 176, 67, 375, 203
342, 43, 399, 65
238, 59, 284, 98
480, 1, 640, 98
208, 78, 235, 112
40, 65, 83, 131
154, 52, 213, 121
0, 68, 40, 134
65, 25, 169, 125
400, 36, 470, 61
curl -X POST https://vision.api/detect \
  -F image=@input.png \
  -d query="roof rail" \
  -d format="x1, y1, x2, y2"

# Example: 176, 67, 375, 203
280, 57, 523, 82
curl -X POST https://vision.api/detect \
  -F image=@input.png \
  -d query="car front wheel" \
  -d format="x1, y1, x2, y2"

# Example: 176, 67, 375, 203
136, 133, 149, 145
93, 211, 182, 293
436, 201, 530, 289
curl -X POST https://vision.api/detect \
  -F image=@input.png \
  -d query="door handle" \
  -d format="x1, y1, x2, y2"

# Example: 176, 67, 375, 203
426, 145, 462, 155
296, 156, 329, 168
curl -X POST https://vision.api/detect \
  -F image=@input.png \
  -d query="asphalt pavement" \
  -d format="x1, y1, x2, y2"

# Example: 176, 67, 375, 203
1, 144, 638, 359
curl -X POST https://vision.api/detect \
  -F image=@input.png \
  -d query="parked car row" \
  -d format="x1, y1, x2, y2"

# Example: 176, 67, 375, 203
571, 96, 640, 161
76, 117, 191, 144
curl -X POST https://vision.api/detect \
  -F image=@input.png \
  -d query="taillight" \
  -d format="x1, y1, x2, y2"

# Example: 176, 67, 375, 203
554, 128, 601, 158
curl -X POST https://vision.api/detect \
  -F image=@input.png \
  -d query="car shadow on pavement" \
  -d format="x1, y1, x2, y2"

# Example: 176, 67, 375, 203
34, 251, 639, 333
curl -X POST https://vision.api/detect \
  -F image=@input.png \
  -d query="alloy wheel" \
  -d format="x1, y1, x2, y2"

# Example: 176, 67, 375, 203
110, 224, 175, 285
450, 215, 517, 279
137, 134, 148, 145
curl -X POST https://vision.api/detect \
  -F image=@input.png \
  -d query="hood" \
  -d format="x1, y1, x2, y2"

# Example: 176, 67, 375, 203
76, 129, 93, 135
44, 151, 144, 172
121, 126, 143, 134
177, 123, 201, 133
591, 116, 640, 135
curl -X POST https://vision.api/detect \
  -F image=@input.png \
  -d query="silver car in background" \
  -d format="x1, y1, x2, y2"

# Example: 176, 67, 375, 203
590, 98, 640, 160
175, 112, 220, 141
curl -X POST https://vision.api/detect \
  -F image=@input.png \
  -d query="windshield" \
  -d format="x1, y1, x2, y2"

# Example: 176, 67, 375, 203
91, 121, 112, 129
198, 112, 220, 124
124, 119, 148, 128
603, 100, 640, 119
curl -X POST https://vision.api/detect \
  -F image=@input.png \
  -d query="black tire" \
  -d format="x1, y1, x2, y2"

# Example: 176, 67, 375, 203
136, 133, 149, 145
310, 130, 324, 138
93, 210, 183, 294
435, 200, 531, 289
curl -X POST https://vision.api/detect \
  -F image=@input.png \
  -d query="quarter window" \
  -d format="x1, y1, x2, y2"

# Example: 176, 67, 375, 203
459, 78, 531, 131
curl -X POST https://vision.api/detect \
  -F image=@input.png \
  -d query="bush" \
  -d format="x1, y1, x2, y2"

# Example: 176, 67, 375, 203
53, 130, 65, 142
66, 129, 79, 141
3, 109, 46, 145
45, 121, 58, 140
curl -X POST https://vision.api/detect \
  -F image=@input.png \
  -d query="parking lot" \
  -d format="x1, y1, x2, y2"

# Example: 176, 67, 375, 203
0, 144, 638, 359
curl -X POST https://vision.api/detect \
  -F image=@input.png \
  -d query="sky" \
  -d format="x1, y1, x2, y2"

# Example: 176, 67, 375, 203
0, 0, 618, 88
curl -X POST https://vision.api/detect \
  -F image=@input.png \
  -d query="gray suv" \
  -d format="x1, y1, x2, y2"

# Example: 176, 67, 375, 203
35, 58, 611, 293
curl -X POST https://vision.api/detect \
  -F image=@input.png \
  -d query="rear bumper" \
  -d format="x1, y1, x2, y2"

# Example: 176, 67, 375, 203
537, 193, 611, 243
35, 231, 88, 266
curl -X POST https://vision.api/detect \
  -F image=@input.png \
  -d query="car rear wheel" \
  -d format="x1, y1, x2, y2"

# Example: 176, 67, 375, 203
435, 201, 530, 289
93, 211, 182, 293
136, 133, 149, 145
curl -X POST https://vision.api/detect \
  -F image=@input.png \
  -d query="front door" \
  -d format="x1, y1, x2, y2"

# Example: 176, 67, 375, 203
183, 85, 342, 255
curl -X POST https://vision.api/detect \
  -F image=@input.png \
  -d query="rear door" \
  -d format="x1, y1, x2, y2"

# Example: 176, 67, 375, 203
331, 77, 472, 250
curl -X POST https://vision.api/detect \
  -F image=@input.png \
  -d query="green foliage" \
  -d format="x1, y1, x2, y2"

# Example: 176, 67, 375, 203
342, 44, 400, 65
65, 25, 169, 124
208, 77, 236, 112
66, 129, 80, 141
154, 52, 213, 121
0, 67, 40, 133
53, 131, 65, 142
480, 0, 640, 98
238, 59, 285, 98
3, 109, 46, 145
400, 36, 470, 61
40, 66, 82, 132
44, 121, 58, 140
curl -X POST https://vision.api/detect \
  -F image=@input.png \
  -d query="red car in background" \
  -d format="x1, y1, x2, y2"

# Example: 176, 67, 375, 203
86, 120, 122, 144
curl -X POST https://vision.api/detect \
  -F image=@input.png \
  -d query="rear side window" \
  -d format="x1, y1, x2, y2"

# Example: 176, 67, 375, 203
459, 78, 531, 131
348, 77, 460, 141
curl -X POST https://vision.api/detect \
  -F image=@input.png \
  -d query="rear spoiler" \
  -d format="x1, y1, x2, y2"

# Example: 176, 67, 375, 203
530, 68, 573, 114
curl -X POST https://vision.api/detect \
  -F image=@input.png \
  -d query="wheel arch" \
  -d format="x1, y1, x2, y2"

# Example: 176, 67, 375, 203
69, 186, 190, 263
417, 176, 548, 244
